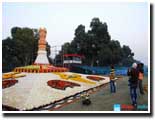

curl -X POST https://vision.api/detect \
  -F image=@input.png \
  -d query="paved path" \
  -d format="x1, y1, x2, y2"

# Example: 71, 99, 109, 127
58, 76, 148, 111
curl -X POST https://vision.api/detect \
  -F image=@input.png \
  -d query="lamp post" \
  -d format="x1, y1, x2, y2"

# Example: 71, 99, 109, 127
62, 46, 64, 67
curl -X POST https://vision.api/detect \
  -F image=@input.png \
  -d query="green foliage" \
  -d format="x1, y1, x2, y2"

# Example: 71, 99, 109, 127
57, 17, 135, 67
2, 27, 52, 72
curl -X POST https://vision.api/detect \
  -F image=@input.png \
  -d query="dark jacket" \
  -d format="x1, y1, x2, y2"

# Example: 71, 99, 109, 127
127, 68, 139, 85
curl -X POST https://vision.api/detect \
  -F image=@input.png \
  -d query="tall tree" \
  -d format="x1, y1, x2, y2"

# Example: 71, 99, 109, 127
87, 17, 111, 66
55, 17, 136, 67
2, 27, 52, 72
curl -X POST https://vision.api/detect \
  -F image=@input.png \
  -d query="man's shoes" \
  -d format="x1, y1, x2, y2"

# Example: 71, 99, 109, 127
134, 104, 137, 107
132, 103, 137, 110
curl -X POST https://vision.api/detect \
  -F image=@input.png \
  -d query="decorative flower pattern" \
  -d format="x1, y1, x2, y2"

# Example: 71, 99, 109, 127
54, 73, 96, 84
2, 73, 110, 110
14, 65, 68, 73
86, 76, 105, 81
2, 79, 18, 89
47, 80, 80, 90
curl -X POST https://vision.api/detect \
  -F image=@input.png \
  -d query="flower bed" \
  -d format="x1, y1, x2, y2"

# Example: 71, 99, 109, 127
3, 72, 26, 79
47, 80, 80, 90
3, 72, 15, 79
86, 76, 105, 81
12, 73, 26, 78
2, 73, 110, 110
2, 79, 18, 89
55, 73, 96, 84
13, 65, 68, 73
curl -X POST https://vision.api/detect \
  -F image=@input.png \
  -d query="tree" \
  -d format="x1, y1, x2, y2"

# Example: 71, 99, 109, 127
62, 42, 73, 54
86, 17, 111, 66
55, 17, 136, 67
2, 27, 52, 72
10, 27, 38, 66
73, 24, 87, 54
108, 40, 122, 65
46, 43, 53, 64
2, 37, 17, 71
121, 45, 135, 66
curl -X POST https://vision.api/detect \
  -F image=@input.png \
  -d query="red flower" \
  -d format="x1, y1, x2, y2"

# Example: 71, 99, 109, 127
2, 79, 18, 89
86, 76, 105, 81
47, 80, 80, 90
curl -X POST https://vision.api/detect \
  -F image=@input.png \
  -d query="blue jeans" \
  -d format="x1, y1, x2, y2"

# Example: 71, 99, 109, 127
110, 80, 116, 93
129, 84, 137, 105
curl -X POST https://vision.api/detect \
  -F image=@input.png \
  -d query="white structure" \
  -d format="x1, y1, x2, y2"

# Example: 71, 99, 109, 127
34, 28, 49, 64
35, 50, 49, 64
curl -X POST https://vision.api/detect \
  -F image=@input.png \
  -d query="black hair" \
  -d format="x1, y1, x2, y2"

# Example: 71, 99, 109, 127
111, 65, 114, 69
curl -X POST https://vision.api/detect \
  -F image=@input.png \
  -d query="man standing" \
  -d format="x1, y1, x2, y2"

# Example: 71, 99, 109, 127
127, 63, 139, 107
137, 63, 145, 95
109, 65, 116, 93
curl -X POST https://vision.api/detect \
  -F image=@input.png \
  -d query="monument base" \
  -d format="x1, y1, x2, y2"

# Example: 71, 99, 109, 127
34, 50, 49, 65
13, 64, 69, 73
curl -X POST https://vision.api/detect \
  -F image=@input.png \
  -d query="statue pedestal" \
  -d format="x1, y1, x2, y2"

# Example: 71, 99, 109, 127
34, 50, 49, 64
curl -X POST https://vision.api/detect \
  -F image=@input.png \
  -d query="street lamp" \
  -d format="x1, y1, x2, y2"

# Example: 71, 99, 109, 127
62, 46, 64, 67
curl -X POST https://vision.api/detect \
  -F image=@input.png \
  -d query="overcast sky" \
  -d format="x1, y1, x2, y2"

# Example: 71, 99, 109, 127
2, 2, 149, 65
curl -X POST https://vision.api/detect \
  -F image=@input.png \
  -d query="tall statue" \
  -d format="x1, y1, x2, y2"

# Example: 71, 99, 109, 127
34, 27, 49, 65
38, 28, 47, 51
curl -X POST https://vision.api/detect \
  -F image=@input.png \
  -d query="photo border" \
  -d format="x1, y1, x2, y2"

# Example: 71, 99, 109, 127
2, 2, 153, 116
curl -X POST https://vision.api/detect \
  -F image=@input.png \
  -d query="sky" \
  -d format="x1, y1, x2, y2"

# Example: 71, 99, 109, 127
2, 2, 149, 65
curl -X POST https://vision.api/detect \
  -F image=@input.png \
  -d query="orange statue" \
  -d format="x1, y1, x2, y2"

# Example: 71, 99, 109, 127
34, 27, 49, 65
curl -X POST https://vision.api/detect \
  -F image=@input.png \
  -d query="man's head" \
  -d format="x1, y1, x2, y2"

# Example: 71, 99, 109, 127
111, 65, 114, 69
140, 63, 144, 67
132, 63, 137, 69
